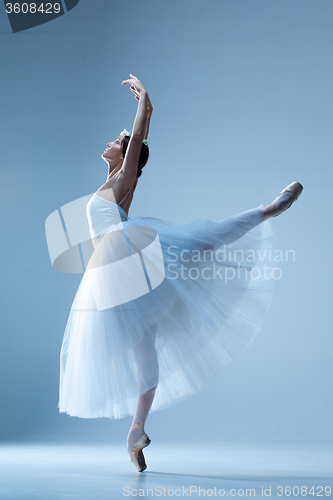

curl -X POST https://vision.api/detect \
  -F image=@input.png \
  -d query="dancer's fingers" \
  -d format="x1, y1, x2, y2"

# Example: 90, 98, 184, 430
131, 88, 140, 101
122, 77, 135, 85
122, 75, 147, 94
131, 89, 139, 97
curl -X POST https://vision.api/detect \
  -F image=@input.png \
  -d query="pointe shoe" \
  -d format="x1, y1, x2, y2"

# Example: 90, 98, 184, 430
265, 181, 303, 218
127, 422, 151, 472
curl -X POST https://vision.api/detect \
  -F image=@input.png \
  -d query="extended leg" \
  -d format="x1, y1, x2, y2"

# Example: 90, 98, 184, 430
213, 206, 265, 247
214, 181, 303, 247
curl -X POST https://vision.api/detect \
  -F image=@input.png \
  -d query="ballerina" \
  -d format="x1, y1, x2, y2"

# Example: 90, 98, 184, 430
58, 74, 303, 473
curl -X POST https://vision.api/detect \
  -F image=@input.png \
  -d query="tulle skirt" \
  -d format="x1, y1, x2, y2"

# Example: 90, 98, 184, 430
58, 204, 277, 419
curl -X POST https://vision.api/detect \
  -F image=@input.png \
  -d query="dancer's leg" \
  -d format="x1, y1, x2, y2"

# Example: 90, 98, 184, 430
127, 386, 157, 450
215, 181, 304, 246
127, 324, 159, 452
213, 206, 265, 247
132, 386, 157, 425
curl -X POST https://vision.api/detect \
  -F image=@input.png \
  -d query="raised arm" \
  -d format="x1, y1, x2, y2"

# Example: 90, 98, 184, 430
144, 95, 153, 140
128, 81, 153, 140
119, 74, 149, 185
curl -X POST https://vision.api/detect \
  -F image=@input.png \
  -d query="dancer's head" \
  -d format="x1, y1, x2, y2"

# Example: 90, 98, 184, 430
102, 135, 124, 166
102, 133, 149, 178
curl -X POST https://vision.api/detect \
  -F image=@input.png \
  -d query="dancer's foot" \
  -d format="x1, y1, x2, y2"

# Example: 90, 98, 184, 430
127, 425, 144, 454
127, 422, 151, 472
263, 181, 303, 220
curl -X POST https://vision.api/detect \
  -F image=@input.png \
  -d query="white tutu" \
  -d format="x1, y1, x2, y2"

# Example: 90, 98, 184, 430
58, 193, 276, 419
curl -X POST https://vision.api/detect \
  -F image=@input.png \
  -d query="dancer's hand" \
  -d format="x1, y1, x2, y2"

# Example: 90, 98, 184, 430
122, 74, 147, 96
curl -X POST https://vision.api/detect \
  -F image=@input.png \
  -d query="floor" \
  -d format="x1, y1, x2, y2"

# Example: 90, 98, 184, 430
0, 440, 332, 499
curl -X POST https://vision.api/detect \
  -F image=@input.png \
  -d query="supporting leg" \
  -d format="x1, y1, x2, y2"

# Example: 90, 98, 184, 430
127, 323, 159, 453
132, 386, 157, 425
127, 386, 157, 452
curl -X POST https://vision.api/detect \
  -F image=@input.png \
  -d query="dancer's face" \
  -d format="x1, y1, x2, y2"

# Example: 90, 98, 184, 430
102, 134, 125, 163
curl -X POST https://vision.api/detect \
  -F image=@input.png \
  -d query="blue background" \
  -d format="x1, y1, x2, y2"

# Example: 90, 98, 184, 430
0, 0, 331, 442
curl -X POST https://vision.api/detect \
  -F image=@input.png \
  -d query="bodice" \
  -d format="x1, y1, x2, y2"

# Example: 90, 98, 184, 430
86, 193, 129, 247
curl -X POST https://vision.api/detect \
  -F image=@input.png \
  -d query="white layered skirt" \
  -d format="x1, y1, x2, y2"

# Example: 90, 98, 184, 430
58, 201, 276, 419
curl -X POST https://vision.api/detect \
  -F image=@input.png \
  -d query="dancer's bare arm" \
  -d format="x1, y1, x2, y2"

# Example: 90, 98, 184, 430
119, 74, 149, 186
130, 84, 153, 140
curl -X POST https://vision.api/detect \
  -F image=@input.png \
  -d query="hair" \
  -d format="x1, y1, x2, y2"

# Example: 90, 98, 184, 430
122, 135, 149, 178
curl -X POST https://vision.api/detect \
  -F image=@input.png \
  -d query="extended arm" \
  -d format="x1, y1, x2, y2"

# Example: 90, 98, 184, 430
132, 90, 148, 139
119, 74, 149, 184
130, 84, 153, 140
144, 96, 153, 140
